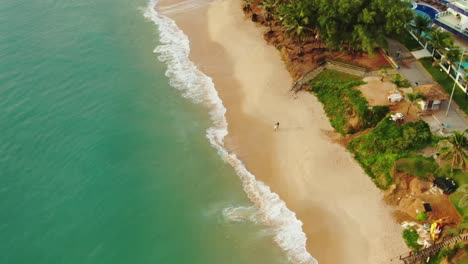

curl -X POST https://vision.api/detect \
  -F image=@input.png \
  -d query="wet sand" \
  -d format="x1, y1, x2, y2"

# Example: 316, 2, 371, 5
158, 0, 407, 262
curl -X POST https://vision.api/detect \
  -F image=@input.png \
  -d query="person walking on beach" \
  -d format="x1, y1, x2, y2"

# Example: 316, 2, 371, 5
273, 122, 280, 131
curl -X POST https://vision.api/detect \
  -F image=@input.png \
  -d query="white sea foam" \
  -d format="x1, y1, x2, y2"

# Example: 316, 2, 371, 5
223, 206, 259, 223
157, 0, 214, 15
144, 1, 318, 263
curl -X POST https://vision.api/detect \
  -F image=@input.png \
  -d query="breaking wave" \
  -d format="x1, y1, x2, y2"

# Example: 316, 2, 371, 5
144, 1, 317, 263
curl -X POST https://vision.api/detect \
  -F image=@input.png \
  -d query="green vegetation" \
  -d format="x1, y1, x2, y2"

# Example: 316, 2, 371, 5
437, 129, 468, 172
427, 254, 442, 263
436, 134, 468, 230
315, 0, 413, 52
256, 0, 413, 52
395, 155, 437, 179
419, 58, 468, 114
312, 69, 361, 83
445, 48, 462, 73
416, 211, 428, 221
427, 243, 467, 264
448, 168, 468, 227
428, 28, 453, 52
427, 247, 448, 264
406, 92, 425, 114
349, 119, 433, 189
394, 30, 421, 51
275, 1, 313, 42
309, 70, 389, 135
410, 15, 431, 39
402, 228, 421, 251
391, 74, 412, 88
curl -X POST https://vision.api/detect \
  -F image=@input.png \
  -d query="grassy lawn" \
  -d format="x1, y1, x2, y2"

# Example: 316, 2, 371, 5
311, 69, 361, 82
395, 155, 438, 179
419, 58, 468, 114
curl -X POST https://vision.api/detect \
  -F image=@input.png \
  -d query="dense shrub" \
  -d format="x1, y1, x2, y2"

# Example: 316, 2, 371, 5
350, 119, 433, 154
392, 74, 412, 87
349, 118, 433, 189
368, 105, 390, 126
402, 228, 421, 251
416, 211, 428, 221
395, 155, 438, 179
310, 71, 388, 135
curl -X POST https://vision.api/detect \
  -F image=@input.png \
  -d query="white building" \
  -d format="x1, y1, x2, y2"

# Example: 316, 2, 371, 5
435, 0, 468, 40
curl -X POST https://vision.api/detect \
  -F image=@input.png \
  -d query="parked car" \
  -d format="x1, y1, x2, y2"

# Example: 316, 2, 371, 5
433, 177, 457, 194
387, 92, 403, 102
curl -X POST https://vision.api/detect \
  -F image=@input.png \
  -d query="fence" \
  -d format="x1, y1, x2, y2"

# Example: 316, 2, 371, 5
290, 59, 367, 93
406, 28, 468, 94
397, 230, 468, 264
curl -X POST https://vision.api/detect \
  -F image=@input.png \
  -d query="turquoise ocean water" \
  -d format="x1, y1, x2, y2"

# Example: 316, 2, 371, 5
0, 0, 314, 263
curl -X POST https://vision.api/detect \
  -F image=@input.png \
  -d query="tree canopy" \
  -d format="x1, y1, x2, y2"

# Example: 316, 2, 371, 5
428, 27, 453, 50
260, 0, 413, 52
410, 15, 431, 38
437, 129, 468, 172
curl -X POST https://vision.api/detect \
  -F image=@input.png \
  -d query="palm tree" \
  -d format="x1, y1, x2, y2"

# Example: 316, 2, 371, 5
437, 129, 468, 172
410, 15, 431, 38
406, 92, 425, 114
276, 1, 314, 42
428, 28, 453, 56
444, 47, 461, 74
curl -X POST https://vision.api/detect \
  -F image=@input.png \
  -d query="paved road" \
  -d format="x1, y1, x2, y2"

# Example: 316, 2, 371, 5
386, 38, 468, 133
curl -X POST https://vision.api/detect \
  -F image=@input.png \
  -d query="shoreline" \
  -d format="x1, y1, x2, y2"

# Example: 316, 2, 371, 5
156, 0, 407, 263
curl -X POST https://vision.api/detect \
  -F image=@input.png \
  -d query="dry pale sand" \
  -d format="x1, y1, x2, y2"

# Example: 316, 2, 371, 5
158, 0, 408, 263
358, 76, 398, 106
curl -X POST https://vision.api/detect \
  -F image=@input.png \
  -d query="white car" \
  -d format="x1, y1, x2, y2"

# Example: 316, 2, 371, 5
390, 112, 404, 122
387, 92, 403, 102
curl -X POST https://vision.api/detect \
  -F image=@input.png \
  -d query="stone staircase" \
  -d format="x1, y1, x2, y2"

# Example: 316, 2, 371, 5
325, 59, 367, 77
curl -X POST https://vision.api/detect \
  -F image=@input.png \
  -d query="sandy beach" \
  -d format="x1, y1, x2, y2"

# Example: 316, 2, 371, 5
158, 0, 407, 262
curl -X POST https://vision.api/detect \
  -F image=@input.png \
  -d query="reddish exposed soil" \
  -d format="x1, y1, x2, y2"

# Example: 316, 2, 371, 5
385, 172, 462, 231
243, 1, 390, 80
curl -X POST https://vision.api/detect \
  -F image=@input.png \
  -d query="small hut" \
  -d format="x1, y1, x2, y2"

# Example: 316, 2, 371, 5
415, 84, 449, 111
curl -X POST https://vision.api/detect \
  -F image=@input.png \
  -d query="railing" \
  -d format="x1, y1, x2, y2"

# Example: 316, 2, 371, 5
407, 30, 427, 49
435, 17, 468, 35
401, 28, 468, 94
447, 2, 468, 16
290, 64, 325, 93
435, 10, 450, 18
290, 59, 367, 93
398, 230, 468, 264
325, 59, 366, 71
